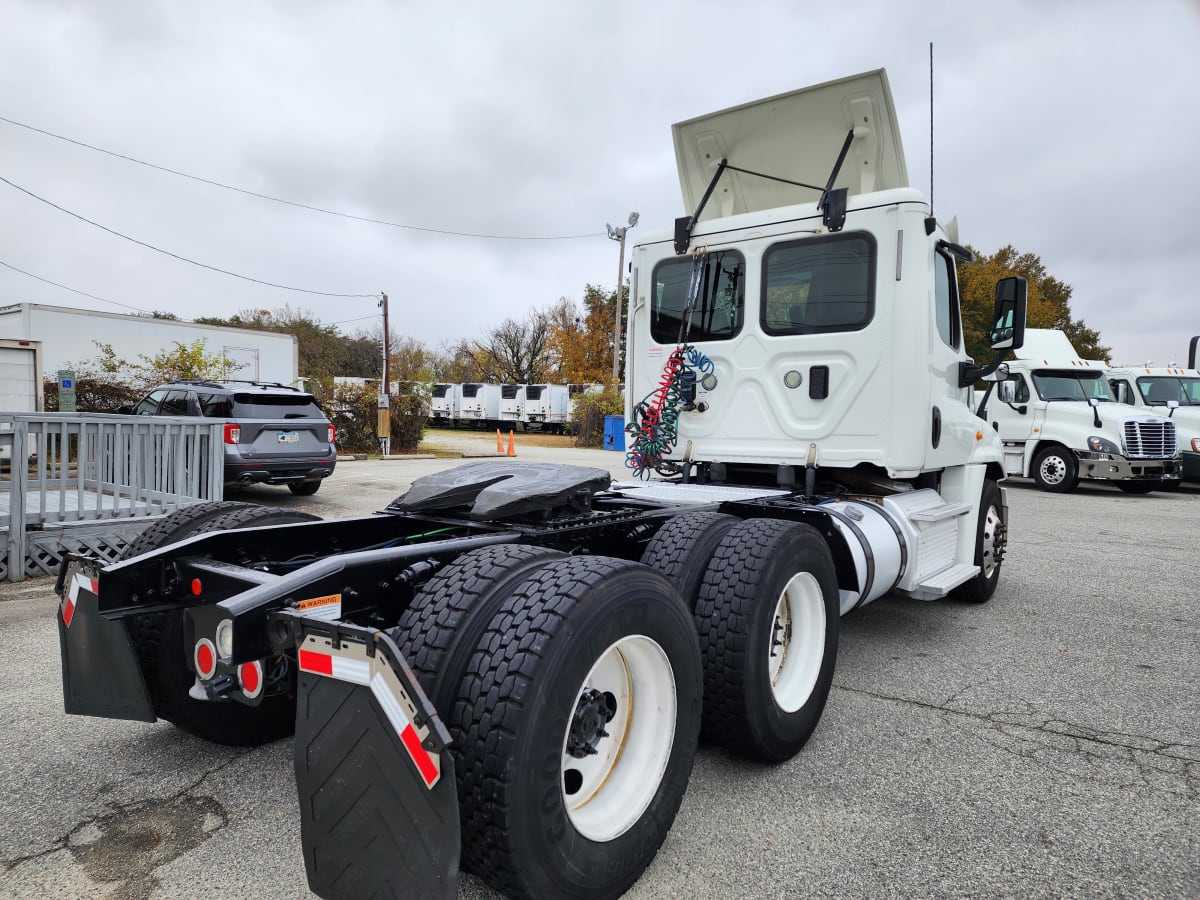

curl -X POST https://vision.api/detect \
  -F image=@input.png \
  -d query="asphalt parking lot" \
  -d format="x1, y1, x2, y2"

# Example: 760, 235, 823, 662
1, 437, 1197, 898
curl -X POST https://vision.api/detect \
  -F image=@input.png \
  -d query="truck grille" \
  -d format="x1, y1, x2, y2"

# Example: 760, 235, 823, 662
1122, 419, 1177, 459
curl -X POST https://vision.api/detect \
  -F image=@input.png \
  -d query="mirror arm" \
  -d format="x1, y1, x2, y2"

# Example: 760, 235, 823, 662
958, 352, 1007, 389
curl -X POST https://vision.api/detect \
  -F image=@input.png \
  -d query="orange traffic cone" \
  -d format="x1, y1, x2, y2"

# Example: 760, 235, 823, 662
506, 430, 516, 457
496, 429, 503, 453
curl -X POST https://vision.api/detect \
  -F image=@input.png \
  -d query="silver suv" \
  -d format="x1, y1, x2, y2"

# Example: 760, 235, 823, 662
131, 380, 336, 495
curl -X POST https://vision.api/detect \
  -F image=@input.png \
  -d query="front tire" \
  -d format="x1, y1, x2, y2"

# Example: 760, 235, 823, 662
1032, 445, 1078, 492
952, 479, 1004, 604
695, 518, 839, 763
455, 557, 702, 898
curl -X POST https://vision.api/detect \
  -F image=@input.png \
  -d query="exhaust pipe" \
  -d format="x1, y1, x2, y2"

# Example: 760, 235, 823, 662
240, 474, 254, 483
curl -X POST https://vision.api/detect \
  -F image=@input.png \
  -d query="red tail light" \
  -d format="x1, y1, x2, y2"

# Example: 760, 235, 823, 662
239, 661, 264, 699
194, 639, 217, 680
327, 424, 336, 444
223, 423, 240, 444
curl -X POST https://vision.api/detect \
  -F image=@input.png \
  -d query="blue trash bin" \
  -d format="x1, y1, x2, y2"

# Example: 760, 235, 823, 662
603, 415, 626, 452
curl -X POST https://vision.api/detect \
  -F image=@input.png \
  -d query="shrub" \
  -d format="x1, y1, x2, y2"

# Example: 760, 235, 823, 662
571, 388, 623, 448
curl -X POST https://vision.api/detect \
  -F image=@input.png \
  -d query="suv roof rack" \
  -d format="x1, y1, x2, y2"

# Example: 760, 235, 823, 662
171, 379, 304, 392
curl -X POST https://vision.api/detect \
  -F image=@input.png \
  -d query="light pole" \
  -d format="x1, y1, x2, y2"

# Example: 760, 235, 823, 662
607, 211, 639, 383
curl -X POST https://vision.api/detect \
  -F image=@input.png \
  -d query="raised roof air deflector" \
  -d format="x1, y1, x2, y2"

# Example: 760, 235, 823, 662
672, 70, 909, 219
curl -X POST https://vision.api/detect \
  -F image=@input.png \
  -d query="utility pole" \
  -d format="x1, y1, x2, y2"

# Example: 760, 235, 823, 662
607, 212, 639, 384
378, 291, 391, 455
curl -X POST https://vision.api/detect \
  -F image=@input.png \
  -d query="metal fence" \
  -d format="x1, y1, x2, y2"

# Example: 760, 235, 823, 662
1, 413, 224, 581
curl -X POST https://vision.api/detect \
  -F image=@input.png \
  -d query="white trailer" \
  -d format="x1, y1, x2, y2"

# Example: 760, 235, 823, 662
0, 338, 43, 412
457, 383, 500, 427
1106, 345, 1200, 484
0, 303, 299, 385
522, 384, 570, 433
498, 384, 525, 429
429, 383, 457, 425
980, 329, 1180, 492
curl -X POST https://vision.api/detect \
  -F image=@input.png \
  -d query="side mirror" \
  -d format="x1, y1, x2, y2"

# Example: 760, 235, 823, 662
1088, 398, 1100, 408
1167, 399, 1180, 417
997, 380, 1016, 403
117, 404, 135, 415
989, 276, 1028, 351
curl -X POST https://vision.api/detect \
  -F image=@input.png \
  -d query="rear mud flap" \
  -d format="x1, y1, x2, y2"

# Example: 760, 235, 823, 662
292, 625, 460, 900
57, 570, 156, 723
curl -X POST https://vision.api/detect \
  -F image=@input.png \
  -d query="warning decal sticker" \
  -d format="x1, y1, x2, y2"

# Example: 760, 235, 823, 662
296, 594, 343, 621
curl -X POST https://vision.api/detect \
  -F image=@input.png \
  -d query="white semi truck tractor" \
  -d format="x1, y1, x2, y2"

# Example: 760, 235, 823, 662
54, 70, 1027, 899
1106, 337, 1200, 485
981, 329, 1180, 492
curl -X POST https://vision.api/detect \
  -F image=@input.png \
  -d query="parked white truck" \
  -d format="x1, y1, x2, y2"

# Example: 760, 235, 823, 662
1106, 338, 1200, 484
979, 329, 1180, 492
54, 70, 1029, 899
0, 338, 43, 412
522, 383, 570, 433
0, 302, 298, 384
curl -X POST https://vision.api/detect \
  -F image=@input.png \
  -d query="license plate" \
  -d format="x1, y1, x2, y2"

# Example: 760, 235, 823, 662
277, 431, 300, 444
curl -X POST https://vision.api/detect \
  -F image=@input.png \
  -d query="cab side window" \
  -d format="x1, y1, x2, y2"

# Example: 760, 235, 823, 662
934, 250, 962, 350
1008, 374, 1030, 403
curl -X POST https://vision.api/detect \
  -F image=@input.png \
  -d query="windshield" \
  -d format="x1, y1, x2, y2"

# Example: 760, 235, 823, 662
1137, 376, 1200, 406
1031, 371, 1116, 402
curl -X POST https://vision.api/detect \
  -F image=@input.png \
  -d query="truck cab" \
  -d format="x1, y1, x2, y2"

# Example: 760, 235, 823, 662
983, 330, 1181, 492
628, 71, 1012, 542
1107, 361, 1200, 483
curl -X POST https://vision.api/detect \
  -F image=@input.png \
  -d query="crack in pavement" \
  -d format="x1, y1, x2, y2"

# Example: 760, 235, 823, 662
833, 683, 1199, 799
0, 746, 254, 882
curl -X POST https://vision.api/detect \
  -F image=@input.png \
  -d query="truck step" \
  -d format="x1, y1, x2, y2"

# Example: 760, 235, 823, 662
908, 502, 972, 523
910, 563, 980, 600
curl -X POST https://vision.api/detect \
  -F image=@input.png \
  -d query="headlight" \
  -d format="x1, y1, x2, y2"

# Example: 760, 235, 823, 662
215, 619, 234, 660
1087, 435, 1120, 455
1192, 438, 1200, 453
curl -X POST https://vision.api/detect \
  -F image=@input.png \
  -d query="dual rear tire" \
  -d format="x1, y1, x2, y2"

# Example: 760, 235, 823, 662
394, 550, 703, 899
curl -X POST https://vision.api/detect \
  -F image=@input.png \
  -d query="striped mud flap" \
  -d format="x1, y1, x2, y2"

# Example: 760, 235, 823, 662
287, 616, 460, 900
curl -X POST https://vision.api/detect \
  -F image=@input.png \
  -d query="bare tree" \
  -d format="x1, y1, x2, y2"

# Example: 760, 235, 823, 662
478, 314, 551, 383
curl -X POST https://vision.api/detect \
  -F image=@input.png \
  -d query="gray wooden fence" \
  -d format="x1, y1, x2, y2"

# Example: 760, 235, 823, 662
0, 413, 224, 581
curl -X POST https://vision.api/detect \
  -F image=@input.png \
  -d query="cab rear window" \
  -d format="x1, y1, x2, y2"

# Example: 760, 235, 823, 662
762, 232, 876, 335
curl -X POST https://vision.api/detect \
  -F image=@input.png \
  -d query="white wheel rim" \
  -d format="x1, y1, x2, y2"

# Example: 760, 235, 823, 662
981, 503, 1002, 578
1039, 455, 1068, 485
768, 572, 826, 713
560, 635, 676, 842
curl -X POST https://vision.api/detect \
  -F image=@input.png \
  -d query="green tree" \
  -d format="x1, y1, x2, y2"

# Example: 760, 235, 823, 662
959, 245, 1109, 362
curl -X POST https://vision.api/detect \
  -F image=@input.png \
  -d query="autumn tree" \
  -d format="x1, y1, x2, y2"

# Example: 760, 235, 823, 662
959, 245, 1109, 362
544, 284, 625, 384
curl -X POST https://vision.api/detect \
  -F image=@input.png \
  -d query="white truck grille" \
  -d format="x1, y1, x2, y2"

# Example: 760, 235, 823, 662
1122, 419, 1177, 459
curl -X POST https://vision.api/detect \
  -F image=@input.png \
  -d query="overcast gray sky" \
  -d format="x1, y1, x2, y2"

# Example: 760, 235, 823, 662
2, 0, 1198, 366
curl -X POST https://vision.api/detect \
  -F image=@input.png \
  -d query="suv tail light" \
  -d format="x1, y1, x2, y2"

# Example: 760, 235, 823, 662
224, 423, 241, 444
327, 424, 336, 444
